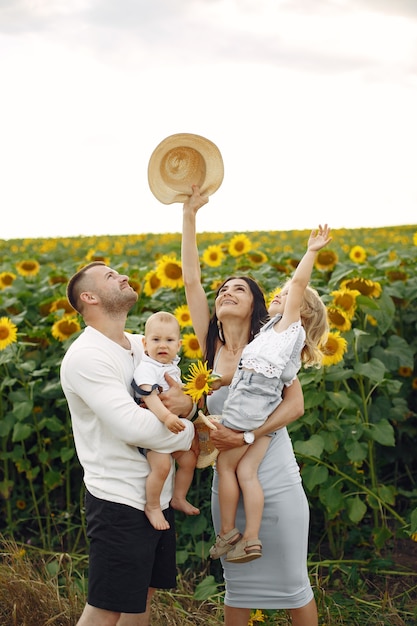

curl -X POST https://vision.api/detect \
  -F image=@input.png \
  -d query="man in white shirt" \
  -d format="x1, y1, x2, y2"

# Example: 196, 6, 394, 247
60, 261, 196, 626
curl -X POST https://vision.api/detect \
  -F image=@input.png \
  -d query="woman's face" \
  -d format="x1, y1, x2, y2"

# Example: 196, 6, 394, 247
215, 278, 254, 323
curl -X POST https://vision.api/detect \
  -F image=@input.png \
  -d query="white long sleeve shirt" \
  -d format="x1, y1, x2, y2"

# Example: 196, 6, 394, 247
60, 326, 194, 511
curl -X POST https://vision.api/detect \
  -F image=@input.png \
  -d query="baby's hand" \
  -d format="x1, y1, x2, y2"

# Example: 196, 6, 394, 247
308, 224, 332, 251
164, 413, 186, 434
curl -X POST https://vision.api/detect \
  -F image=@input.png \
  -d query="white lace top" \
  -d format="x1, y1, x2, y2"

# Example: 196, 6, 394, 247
240, 316, 305, 382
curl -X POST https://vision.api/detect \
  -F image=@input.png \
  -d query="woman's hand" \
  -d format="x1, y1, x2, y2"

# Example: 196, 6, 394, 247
209, 420, 244, 452
183, 184, 209, 216
209, 378, 305, 451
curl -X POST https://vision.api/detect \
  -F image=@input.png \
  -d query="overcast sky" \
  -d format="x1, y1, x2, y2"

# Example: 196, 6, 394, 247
1, 0, 416, 240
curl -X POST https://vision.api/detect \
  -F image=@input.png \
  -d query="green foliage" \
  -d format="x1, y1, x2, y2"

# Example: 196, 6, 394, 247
1, 225, 417, 580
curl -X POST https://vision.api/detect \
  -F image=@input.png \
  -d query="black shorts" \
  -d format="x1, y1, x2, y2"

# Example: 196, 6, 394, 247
85, 490, 177, 614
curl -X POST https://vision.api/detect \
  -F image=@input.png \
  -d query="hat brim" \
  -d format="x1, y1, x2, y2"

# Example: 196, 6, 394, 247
148, 133, 224, 204
193, 412, 220, 469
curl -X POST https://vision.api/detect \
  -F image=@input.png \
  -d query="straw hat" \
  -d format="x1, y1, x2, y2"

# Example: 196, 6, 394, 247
193, 411, 221, 469
148, 133, 224, 204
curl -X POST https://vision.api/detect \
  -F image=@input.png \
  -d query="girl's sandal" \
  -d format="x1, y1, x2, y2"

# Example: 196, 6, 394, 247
225, 538, 263, 563
209, 528, 242, 559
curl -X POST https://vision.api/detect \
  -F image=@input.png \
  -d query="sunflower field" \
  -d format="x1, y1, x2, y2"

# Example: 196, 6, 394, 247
0, 225, 417, 599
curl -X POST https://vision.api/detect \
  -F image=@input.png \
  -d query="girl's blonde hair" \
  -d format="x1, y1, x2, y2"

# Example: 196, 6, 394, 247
282, 281, 329, 368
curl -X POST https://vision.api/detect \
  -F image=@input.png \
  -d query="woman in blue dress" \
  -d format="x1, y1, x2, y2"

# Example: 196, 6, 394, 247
181, 185, 319, 626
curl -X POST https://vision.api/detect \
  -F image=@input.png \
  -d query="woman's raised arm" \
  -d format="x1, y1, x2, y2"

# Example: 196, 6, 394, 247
181, 185, 211, 353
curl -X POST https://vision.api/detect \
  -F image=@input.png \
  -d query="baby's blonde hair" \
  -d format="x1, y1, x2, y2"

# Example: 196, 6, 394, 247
144, 311, 180, 336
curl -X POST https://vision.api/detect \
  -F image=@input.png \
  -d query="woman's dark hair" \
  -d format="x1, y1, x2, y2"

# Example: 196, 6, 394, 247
205, 276, 268, 368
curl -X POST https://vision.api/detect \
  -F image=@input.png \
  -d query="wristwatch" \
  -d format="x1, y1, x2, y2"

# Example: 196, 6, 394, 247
243, 431, 255, 445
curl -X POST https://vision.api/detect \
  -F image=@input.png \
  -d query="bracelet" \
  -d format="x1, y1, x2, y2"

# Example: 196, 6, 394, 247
183, 402, 198, 420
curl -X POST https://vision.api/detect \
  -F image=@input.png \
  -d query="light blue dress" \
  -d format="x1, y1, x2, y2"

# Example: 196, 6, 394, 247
207, 385, 314, 609
221, 317, 305, 432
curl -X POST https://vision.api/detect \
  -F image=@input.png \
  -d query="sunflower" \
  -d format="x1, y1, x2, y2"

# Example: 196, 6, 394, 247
85, 250, 110, 265
386, 270, 408, 282
51, 317, 81, 342
210, 279, 224, 292
174, 304, 193, 328
16, 499, 27, 510
321, 331, 348, 367
112, 240, 125, 255
38, 240, 57, 254
288, 258, 299, 270
341, 277, 382, 298
156, 255, 183, 289
315, 249, 338, 271
128, 278, 142, 295
48, 274, 67, 286
398, 366, 413, 377
247, 250, 268, 265
413, 232, 417, 246
0, 317, 18, 350
182, 333, 203, 359
327, 306, 352, 332
270, 262, 290, 276
143, 269, 162, 297
201, 244, 225, 267
330, 288, 360, 319
0, 271, 16, 289
228, 234, 252, 257
366, 314, 378, 327
49, 297, 76, 315
266, 286, 281, 308
349, 245, 367, 264
183, 360, 222, 402
412, 378, 417, 390
15, 259, 41, 277
15, 548, 27, 560
248, 609, 266, 625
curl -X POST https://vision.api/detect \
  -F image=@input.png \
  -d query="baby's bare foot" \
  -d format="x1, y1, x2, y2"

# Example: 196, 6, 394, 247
145, 505, 170, 530
170, 497, 200, 516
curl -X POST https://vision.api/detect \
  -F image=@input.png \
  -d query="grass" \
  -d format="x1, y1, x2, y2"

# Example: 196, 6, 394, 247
0, 537, 84, 626
0, 537, 416, 626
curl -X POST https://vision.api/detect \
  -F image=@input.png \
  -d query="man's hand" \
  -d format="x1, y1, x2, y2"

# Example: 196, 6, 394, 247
160, 373, 193, 417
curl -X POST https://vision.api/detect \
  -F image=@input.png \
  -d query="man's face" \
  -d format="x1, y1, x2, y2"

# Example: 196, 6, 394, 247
85, 265, 138, 314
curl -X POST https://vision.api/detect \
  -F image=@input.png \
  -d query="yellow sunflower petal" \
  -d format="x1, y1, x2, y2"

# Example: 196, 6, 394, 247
51, 317, 81, 342
0, 317, 18, 350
